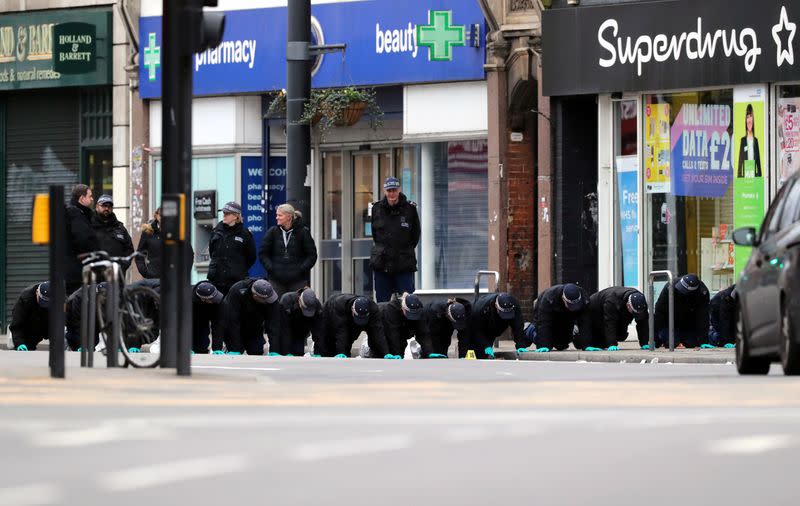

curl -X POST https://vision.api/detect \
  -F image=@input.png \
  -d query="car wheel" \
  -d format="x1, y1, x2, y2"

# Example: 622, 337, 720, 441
780, 302, 800, 376
736, 301, 771, 375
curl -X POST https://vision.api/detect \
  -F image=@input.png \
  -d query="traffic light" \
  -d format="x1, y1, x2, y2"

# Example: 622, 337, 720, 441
185, 0, 226, 55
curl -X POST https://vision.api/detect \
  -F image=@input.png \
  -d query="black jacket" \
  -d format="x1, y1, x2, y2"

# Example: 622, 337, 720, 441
65, 199, 99, 287
136, 220, 161, 279
465, 293, 526, 350
92, 212, 134, 271
533, 285, 592, 350
425, 298, 472, 356
279, 289, 324, 355
369, 193, 421, 273
259, 217, 317, 286
654, 278, 710, 345
710, 284, 736, 345
589, 287, 649, 348
321, 293, 388, 357
221, 278, 286, 354
380, 296, 433, 357
192, 282, 224, 352
208, 222, 257, 292
10, 284, 49, 347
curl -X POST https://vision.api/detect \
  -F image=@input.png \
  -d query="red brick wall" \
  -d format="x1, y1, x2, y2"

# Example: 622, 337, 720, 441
505, 120, 536, 319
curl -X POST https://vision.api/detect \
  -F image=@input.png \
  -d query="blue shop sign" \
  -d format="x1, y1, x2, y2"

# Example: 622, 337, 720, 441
139, 0, 485, 98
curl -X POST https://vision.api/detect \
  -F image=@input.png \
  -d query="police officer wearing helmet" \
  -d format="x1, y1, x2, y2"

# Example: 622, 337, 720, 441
279, 287, 324, 356
369, 177, 421, 302
9, 282, 51, 351
425, 298, 471, 358
654, 273, 710, 348
460, 292, 525, 359
588, 287, 649, 351
208, 202, 257, 296
222, 279, 287, 355
192, 281, 225, 354
380, 292, 434, 358
526, 284, 592, 353
320, 293, 396, 359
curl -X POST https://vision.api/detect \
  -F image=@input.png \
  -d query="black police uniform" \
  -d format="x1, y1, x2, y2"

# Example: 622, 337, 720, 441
221, 279, 286, 355
319, 293, 389, 358
379, 295, 432, 357
92, 212, 134, 273
192, 282, 224, 354
425, 298, 471, 356
9, 284, 49, 350
588, 287, 649, 348
369, 193, 420, 301
532, 285, 592, 351
459, 293, 526, 359
279, 289, 324, 356
709, 284, 736, 346
208, 221, 257, 295
654, 278, 710, 348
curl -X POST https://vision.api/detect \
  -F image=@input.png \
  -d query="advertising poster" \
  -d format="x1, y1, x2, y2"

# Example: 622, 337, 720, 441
645, 103, 671, 193
733, 86, 767, 279
241, 156, 267, 278
669, 103, 733, 197
777, 97, 800, 188
616, 156, 639, 287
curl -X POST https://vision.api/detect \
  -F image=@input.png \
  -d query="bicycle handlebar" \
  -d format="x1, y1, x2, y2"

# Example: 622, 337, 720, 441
80, 250, 143, 266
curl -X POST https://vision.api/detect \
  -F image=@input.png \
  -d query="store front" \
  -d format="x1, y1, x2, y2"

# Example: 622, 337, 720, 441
543, 0, 800, 296
0, 8, 112, 326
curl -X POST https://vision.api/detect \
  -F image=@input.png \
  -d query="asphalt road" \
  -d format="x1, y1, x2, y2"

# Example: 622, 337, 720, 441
0, 352, 799, 506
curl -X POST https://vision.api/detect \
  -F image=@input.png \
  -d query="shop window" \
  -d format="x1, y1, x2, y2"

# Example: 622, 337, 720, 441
613, 100, 639, 287
644, 90, 735, 291
777, 85, 800, 188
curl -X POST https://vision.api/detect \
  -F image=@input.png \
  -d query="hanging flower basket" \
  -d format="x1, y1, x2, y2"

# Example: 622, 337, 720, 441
300, 86, 383, 139
336, 101, 367, 126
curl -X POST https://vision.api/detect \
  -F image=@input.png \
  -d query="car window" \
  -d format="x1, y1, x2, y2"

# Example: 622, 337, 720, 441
762, 181, 792, 242
779, 181, 800, 231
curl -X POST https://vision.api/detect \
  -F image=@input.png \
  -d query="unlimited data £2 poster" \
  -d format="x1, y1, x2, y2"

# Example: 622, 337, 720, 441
645, 103, 671, 193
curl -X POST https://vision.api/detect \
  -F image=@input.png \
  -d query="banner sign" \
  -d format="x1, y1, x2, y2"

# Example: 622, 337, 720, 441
644, 103, 671, 193
670, 104, 733, 198
778, 96, 800, 187
543, 1, 800, 96
242, 156, 267, 278
733, 86, 767, 279
0, 9, 111, 91
616, 156, 640, 288
139, 0, 485, 99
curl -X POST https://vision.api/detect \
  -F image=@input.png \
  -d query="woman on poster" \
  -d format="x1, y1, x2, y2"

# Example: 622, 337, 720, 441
737, 103, 762, 178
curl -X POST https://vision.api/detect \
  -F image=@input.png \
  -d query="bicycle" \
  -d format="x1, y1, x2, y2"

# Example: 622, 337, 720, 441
79, 251, 161, 368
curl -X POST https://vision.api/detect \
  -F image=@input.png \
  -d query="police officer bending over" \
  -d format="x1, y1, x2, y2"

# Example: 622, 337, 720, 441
320, 294, 398, 359
9, 282, 50, 351
425, 298, 470, 358
708, 284, 736, 349
654, 274, 710, 348
460, 292, 525, 359
193, 281, 225, 354
380, 292, 436, 358
525, 284, 591, 353
279, 287, 324, 356
588, 287, 648, 351
222, 279, 287, 356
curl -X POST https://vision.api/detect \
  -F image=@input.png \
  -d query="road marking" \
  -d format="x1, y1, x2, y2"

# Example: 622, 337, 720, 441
707, 434, 795, 455
291, 434, 412, 462
0, 483, 59, 505
32, 420, 170, 447
101, 454, 247, 492
192, 366, 281, 371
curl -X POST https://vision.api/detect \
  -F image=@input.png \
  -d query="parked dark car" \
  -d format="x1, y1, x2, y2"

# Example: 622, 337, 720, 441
733, 173, 800, 375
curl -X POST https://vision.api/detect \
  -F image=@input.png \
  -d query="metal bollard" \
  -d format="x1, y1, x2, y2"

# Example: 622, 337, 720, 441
647, 270, 675, 352
105, 262, 122, 368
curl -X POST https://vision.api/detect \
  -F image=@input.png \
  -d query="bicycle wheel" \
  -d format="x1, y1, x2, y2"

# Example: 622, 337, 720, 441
95, 289, 127, 368
118, 285, 161, 368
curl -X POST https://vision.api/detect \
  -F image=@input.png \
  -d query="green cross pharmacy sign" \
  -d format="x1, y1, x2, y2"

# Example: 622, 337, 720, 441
144, 32, 160, 82
417, 10, 465, 62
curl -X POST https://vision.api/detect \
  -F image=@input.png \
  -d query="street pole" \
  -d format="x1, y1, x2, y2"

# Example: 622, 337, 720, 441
48, 186, 66, 379
286, 0, 311, 222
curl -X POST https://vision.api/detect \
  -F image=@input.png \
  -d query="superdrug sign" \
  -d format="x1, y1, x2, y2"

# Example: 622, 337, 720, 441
543, 1, 800, 96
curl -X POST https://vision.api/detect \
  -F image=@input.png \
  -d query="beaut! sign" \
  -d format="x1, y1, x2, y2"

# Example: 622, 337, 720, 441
543, 1, 800, 96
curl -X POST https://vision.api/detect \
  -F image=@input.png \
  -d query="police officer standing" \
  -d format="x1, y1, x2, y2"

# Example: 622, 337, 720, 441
526, 284, 592, 352
425, 298, 470, 358
587, 287, 648, 351
8, 282, 50, 351
192, 281, 225, 354
279, 287, 324, 356
320, 293, 397, 359
460, 292, 525, 359
708, 284, 736, 349
654, 274, 710, 348
369, 177, 421, 302
208, 202, 257, 295
222, 279, 286, 355
380, 292, 434, 358
92, 195, 134, 273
